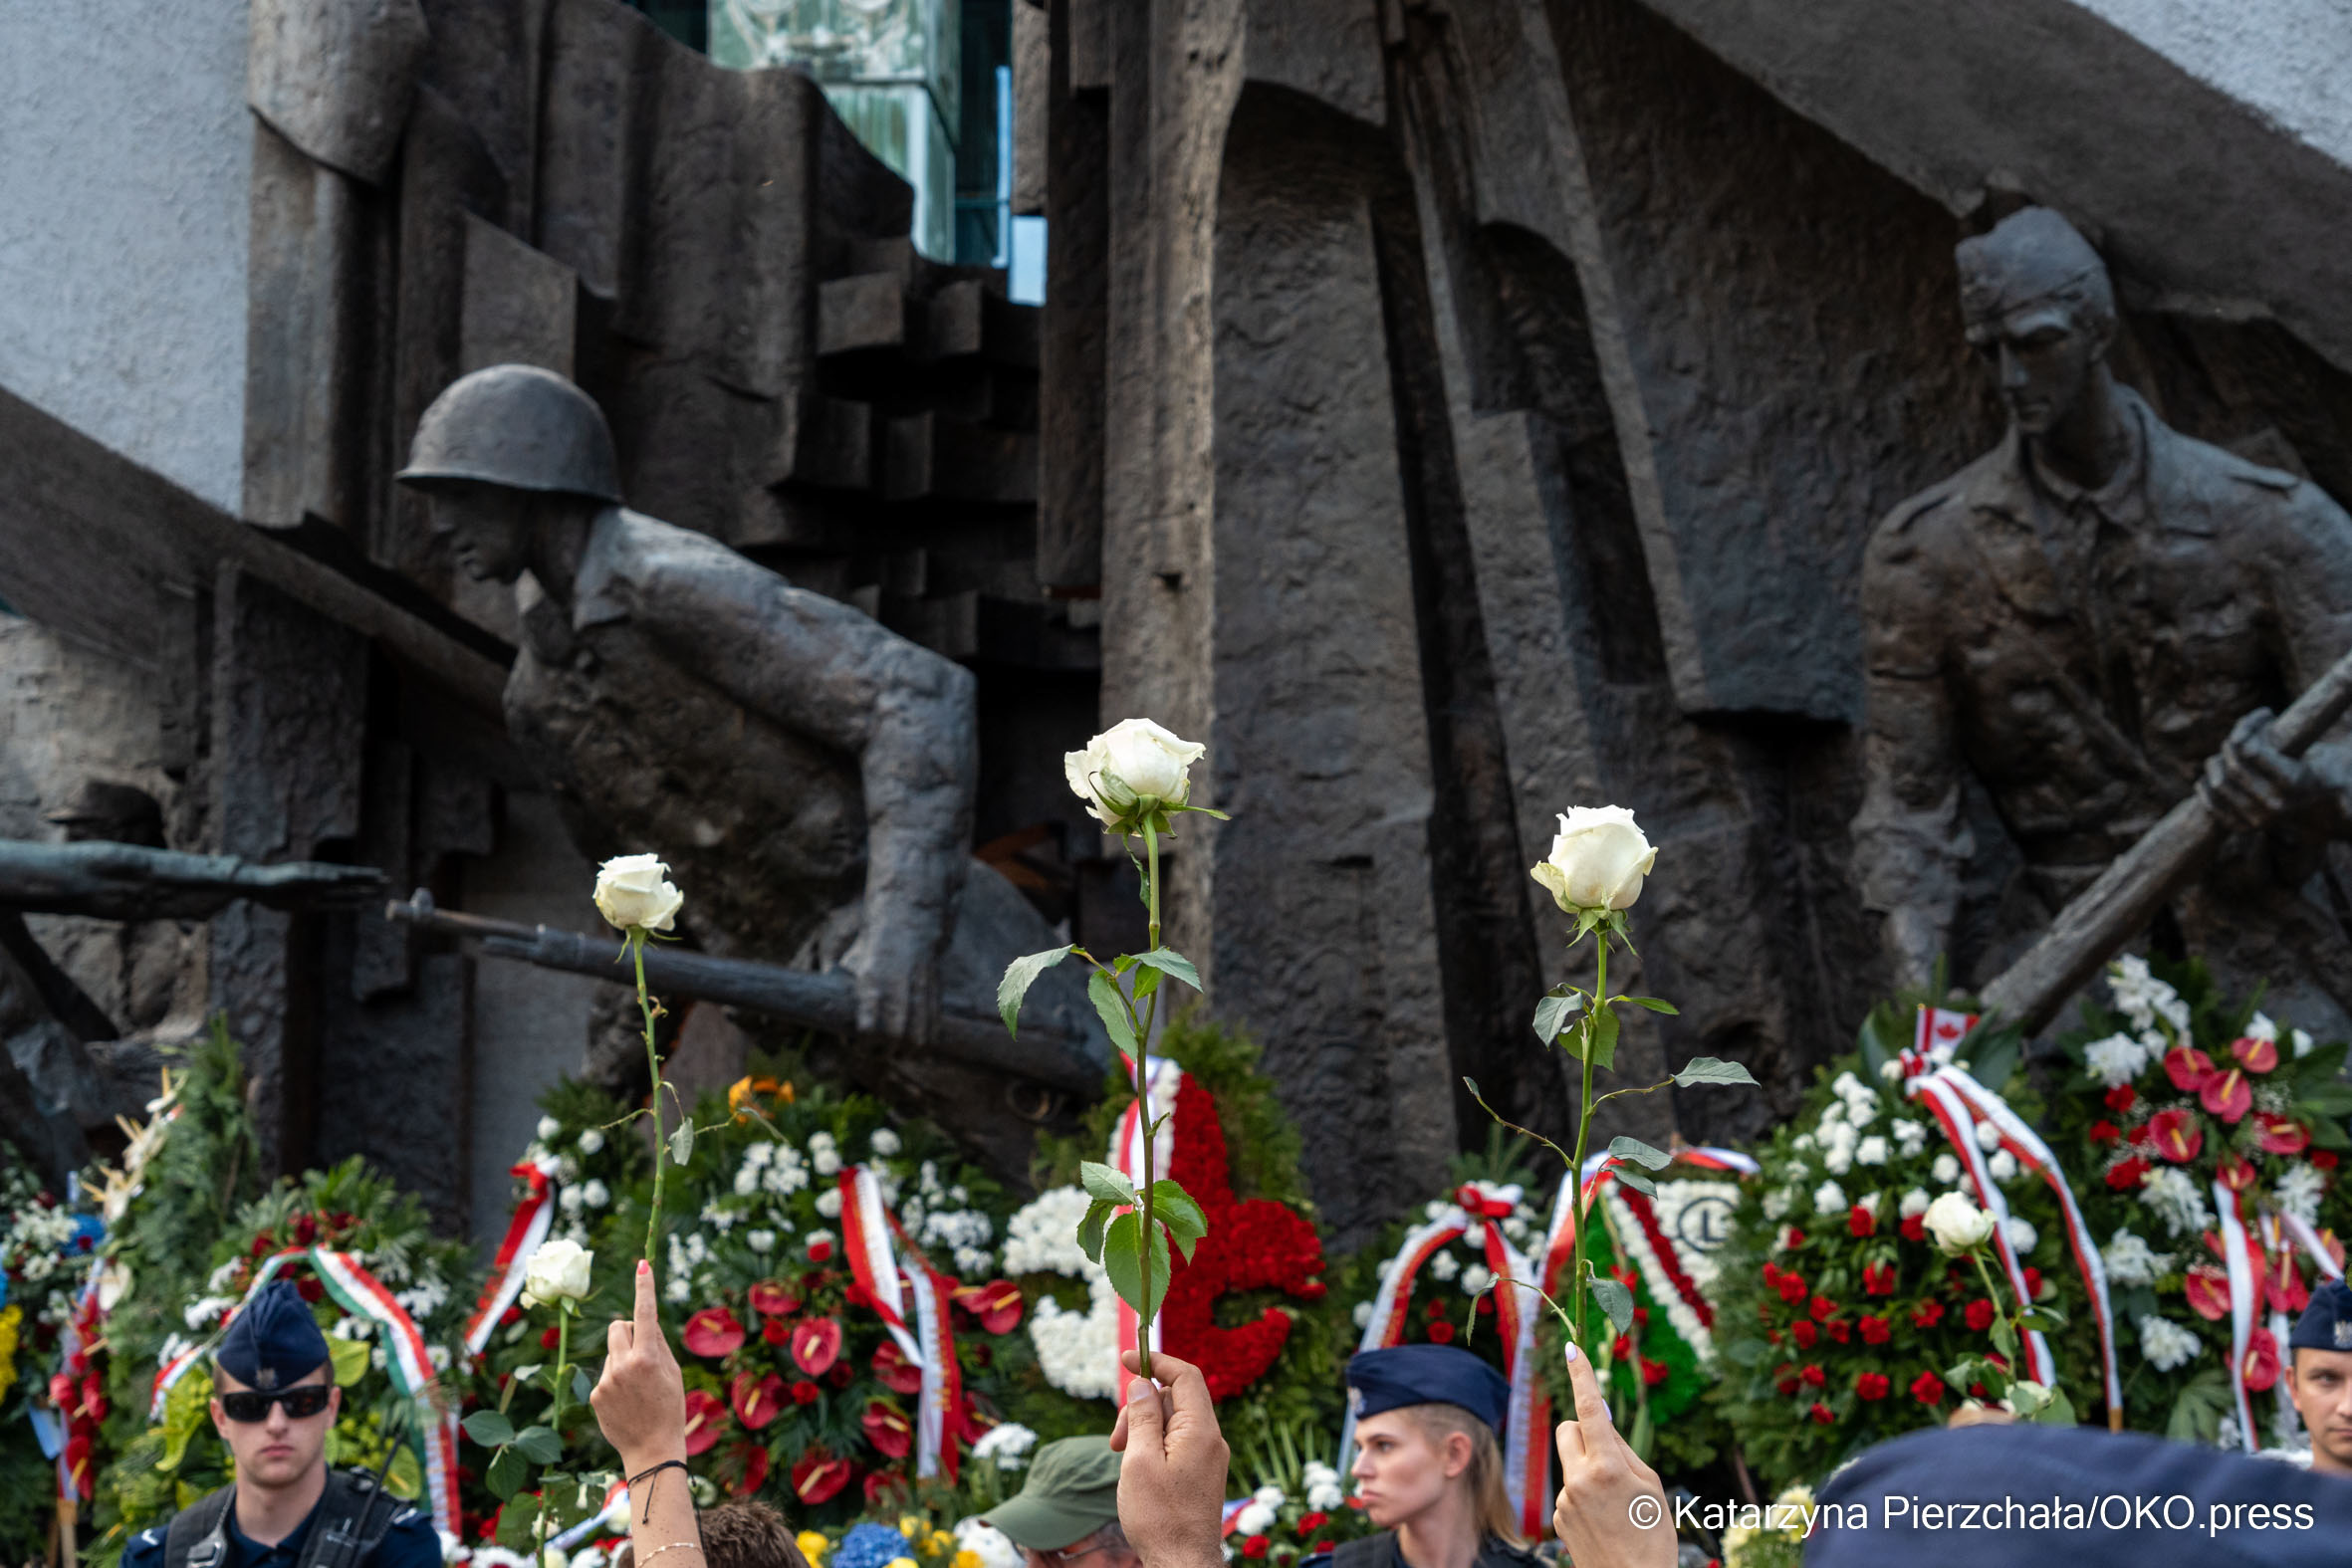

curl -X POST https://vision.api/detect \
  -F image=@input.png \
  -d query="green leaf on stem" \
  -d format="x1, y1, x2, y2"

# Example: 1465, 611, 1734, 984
1148, 1180, 1209, 1261
573, 1368, 594, 1404
1672, 1056, 1759, 1087
1589, 1275, 1635, 1337
1584, 1009, 1621, 1070
1076, 1198, 1115, 1262
486, 1445, 528, 1500
1134, 966, 1162, 999
1532, 993, 1585, 1046
1080, 1160, 1140, 1207
668, 1117, 695, 1167
1617, 997, 1679, 1014
1086, 970, 1140, 1059
1133, 949, 1202, 993
1989, 1317, 2018, 1358
463, 1410, 516, 1448
514, 1425, 565, 1464
1610, 1168, 1657, 1197
1100, 1210, 1171, 1322
1607, 1135, 1673, 1171
999, 945, 1077, 1034
2028, 1385, 2077, 1426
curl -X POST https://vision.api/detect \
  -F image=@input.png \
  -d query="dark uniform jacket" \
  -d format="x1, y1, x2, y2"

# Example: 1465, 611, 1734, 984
119, 1472, 441, 1568
1301, 1532, 1541, 1568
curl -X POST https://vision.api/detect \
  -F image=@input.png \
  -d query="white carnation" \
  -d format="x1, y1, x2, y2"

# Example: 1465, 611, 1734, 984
1899, 1189, 1930, 1219
2139, 1167, 2214, 1238
1812, 1180, 1847, 1216
2139, 1313, 2202, 1373
1856, 1136, 1888, 1166
2101, 1230, 2171, 1288
1933, 1153, 1962, 1185
1988, 1150, 2018, 1183
537, 1116, 562, 1142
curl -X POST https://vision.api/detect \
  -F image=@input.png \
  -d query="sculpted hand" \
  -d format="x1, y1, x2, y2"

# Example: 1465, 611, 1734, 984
845, 915, 943, 1042
2200, 707, 2313, 831
1109, 1350, 1229, 1568
590, 1259, 687, 1473
1552, 1341, 1675, 1568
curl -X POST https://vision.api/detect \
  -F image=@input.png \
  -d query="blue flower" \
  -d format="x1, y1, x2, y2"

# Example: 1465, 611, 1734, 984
832, 1524, 912, 1568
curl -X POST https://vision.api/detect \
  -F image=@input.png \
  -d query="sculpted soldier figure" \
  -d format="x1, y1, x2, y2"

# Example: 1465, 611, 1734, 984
1855, 207, 2352, 1034
396, 366, 1082, 1157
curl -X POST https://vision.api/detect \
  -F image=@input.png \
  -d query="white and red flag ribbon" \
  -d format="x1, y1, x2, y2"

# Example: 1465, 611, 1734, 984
464, 1155, 563, 1357
839, 1165, 963, 1479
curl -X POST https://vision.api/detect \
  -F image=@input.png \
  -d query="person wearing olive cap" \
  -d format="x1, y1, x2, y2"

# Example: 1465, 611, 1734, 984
977, 1436, 1141, 1568
1303, 1346, 1536, 1568
119, 1280, 439, 1568
2284, 1275, 2352, 1475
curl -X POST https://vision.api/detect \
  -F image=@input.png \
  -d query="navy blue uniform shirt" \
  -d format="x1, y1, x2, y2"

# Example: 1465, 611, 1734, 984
119, 1486, 441, 1568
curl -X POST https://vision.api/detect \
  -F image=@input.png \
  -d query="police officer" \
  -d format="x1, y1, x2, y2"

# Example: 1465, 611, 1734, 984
2285, 1276, 2352, 1476
1306, 1346, 1539, 1568
120, 1281, 440, 1568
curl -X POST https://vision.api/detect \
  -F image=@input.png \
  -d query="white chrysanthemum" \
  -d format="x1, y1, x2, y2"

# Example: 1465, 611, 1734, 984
1933, 1153, 1962, 1186
1988, 1150, 2018, 1183
2139, 1167, 2214, 1238
2276, 1164, 2327, 1227
2084, 1033, 2151, 1088
816, 1188, 843, 1220
813, 1149, 841, 1177
973, 1423, 1040, 1470
2005, 1217, 2036, 1254
578, 1129, 605, 1155
537, 1116, 562, 1142
1428, 1250, 1461, 1281
1762, 1189, 1793, 1221
2101, 1230, 2171, 1288
1424, 1201, 1451, 1223
1856, 1136, 1888, 1166
1812, 1179, 1847, 1215
2139, 1313, 2201, 1372
1460, 1263, 1494, 1296
1823, 1145, 1853, 1176
331, 1313, 374, 1340
1880, 1059, 1905, 1082
1973, 1120, 2000, 1152
871, 1128, 902, 1157
1891, 1119, 1927, 1155
1234, 1504, 1276, 1537
1900, 1189, 1931, 1219
733, 1167, 760, 1198
1822, 1102, 1848, 1127
582, 1179, 608, 1209
1353, 1300, 1375, 1329
1005, 1187, 1096, 1274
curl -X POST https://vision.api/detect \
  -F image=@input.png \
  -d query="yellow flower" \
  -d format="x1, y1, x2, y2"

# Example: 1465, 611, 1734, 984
798, 1533, 830, 1565
885, 1558, 918, 1568
954, 1553, 983, 1568
898, 1516, 922, 1540
926, 1532, 955, 1557
0, 1304, 21, 1404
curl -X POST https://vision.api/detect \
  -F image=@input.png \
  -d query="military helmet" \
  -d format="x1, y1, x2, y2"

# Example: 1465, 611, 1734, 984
397, 364, 623, 503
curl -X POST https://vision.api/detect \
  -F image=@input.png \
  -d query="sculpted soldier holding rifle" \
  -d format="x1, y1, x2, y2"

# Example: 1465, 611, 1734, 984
1855, 206, 2352, 1035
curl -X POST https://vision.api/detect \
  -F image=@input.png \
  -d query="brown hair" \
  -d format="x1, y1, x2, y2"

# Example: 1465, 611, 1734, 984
1394, 1403, 1523, 1548
689, 1501, 810, 1568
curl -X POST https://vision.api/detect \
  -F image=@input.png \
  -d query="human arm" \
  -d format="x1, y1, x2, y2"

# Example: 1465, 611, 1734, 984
1549, 1341, 1674, 1568
589, 1260, 699, 1566
1107, 1350, 1229, 1568
599, 518, 976, 1040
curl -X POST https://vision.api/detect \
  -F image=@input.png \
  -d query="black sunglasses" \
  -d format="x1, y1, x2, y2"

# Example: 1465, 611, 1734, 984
219, 1385, 335, 1423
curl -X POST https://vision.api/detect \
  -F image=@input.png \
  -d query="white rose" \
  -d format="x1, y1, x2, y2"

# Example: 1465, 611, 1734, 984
1064, 718, 1207, 829
1529, 806, 1656, 913
1923, 1193, 1996, 1255
520, 1238, 594, 1307
593, 853, 684, 933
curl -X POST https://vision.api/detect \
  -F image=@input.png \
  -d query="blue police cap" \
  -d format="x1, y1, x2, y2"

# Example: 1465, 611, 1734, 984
2289, 1276, 2352, 1353
1345, 1345, 1510, 1434
216, 1279, 330, 1390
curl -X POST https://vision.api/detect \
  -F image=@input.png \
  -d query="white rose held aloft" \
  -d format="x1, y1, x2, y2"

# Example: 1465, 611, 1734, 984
593, 853, 684, 933
1923, 1192, 1996, 1255
521, 1237, 594, 1307
1064, 718, 1206, 829
1529, 806, 1656, 913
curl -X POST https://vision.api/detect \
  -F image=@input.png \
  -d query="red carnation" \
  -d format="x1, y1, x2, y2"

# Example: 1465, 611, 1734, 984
2185, 1265, 2232, 1321
732, 1371, 788, 1430
953, 1279, 1027, 1335
1242, 1538, 1270, 1560
1800, 1363, 1825, 1388
1298, 1514, 1330, 1537
1810, 1294, 1839, 1322
2088, 1120, 2121, 1145
1641, 1358, 1668, 1387
872, 1341, 924, 1395
1611, 1333, 1634, 1362
1783, 1228, 1806, 1249
2202, 1067, 2252, 1125
763, 1318, 791, 1348
1913, 1300, 1946, 1329
748, 1280, 802, 1317
2316, 1151, 2340, 1171
1849, 1205, 1877, 1238
1808, 1403, 1834, 1426
2147, 1108, 2203, 1164
1426, 1320, 1456, 1344
1862, 1262, 1897, 1296
2242, 1327, 2281, 1392
1859, 1314, 1891, 1345
2163, 1046, 2216, 1093
2256, 1114, 2310, 1156
2023, 1267, 2044, 1299
297, 1276, 325, 1303
1826, 1319, 1852, 1344
862, 1399, 914, 1459
1776, 1272, 1809, 1304
1763, 1261, 1781, 1286
791, 1379, 821, 1405
1965, 1298, 1996, 1333
1791, 1320, 1818, 1349
2232, 1034, 2279, 1074
683, 1389, 730, 1456
541, 1326, 562, 1350
791, 1451, 853, 1505
1775, 1371, 1800, 1397
2106, 1084, 2137, 1113
2107, 1156, 2151, 1191
683, 1307, 747, 1359
792, 1316, 844, 1376
1901, 1215, 1928, 1242
1911, 1370, 1946, 1405
1856, 1372, 1890, 1402
807, 1238, 835, 1263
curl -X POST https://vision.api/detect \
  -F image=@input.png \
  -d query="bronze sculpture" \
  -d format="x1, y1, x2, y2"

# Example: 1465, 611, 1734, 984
1856, 207, 2352, 1035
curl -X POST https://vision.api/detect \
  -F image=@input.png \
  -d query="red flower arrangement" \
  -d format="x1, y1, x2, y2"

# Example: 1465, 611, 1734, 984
684, 1307, 746, 1358
683, 1389, 730, 1455
792, 1451, 853, 1505
792, 1316, 843, 1376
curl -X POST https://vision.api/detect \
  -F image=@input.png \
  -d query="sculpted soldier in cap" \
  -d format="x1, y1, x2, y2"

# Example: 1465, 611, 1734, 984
1855, 207, 2352, 1033
120, 1280, 439, 1568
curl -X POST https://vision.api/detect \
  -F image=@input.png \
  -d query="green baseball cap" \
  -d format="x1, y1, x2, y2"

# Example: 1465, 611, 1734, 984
978, 1436, 1123, 1551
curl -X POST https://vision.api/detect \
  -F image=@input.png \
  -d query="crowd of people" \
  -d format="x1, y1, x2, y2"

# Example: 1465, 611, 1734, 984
125, 1258, 2352, 1568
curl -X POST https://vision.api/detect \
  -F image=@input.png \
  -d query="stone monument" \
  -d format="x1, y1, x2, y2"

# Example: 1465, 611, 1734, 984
1855, 207, 2352, 1035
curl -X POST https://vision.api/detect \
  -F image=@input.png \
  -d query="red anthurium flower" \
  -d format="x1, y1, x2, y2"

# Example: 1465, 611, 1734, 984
792, 1452, 853, 1505
863, 1468, 907, 1508
792, 1316, 844, 1377
2232, 1035, 2279, 1074
1911, 1370, 1946, 1405
2242, 1327, 2281, 1393
2255, 1114, 2310, 1156
1965, 1299, 1996, 1333
1790, 1320, 1818, 1349
732, 1371, 788, 1430
683, 1307, 747, 1359
2107, 1156, 2152, 1191
1900, 1215, 1928, 1242
2201, 1068, 2252, 1124
862, 1399, 914, 1459
2147, 1108, 2203, 1164
1776, 1272, 1808, 1304
954, 1279, 1027, 1335
2088, 1120, 2121, 1145
791, 1379, 821, 1405
1913, 1300, 1946, 1329
683, 1389, 730, 1456
1809, 1294, 1839, 1322
2106, 1084, 2137, 1114
2218, 1154, 2258, 1193
1859, 1314, 1891, 1345
748, 1280, 803, 1317
1641, 1358, 1668, 1386
2184, 1265, 2232, 1322
2266, 1250, 2310, 1316
736, 1442, 771, 1496
1849, 1205, 1877, 1238
1808, 1403, 1834, 1426
871, 1341, 924, 1395
2164, 1046, 2216, 1093
1856, 1372, 1890, 1402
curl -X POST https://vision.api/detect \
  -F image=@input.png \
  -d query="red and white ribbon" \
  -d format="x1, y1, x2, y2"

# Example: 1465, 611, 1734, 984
894, 1218, 962, 1483
840, 1167, 923, 1366
553, 1478, 632, 1549
2278, 1212, 2346, 1281
839, 1166, 961, 1479
1110, 1056, 1183, 1402
1905, 1070, 2055, 1386
465, 1156, 562, 1357
2216, 1181, 2259, 1451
